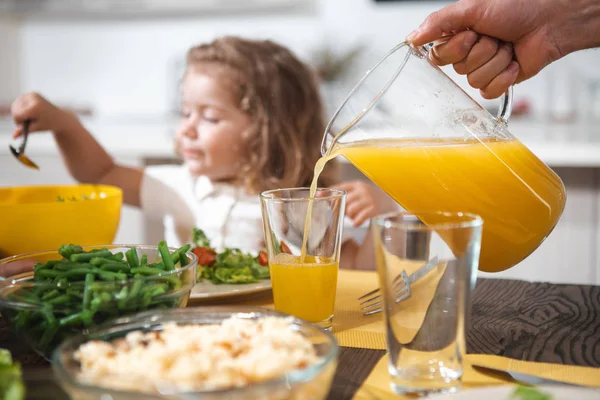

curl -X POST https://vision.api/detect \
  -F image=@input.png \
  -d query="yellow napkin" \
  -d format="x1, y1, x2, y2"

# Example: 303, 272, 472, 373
329, 270, 387, 350
353, 353, 600, 399
332, 255, 446, 350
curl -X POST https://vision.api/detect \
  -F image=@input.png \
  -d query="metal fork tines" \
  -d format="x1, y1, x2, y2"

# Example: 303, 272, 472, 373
359, 257, 439, 316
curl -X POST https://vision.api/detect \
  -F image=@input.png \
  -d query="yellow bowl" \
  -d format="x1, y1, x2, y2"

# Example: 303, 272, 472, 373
0, 184, 122, 258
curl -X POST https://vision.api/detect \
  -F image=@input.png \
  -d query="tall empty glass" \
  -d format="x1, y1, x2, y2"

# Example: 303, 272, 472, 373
260, 188, 346, 330
372, 211, 483, 395
321, 40, 566, 273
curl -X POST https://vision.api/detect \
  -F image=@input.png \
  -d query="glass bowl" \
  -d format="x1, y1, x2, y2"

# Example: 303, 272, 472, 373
52, 307, 339, 400
0, 245, 197, 358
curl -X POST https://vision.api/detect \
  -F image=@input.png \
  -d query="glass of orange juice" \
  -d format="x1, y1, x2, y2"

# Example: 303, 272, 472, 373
260, 188, 346, 331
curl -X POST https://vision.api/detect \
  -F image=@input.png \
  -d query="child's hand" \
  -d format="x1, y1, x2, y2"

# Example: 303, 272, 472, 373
11, 92, 72, 138
333, 181, 398, 227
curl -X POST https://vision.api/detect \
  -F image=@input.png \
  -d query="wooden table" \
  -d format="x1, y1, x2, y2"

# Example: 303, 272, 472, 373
2, 278, 599, 399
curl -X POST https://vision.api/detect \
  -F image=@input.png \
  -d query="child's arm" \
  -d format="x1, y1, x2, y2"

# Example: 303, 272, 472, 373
335, 181, 398, 270
11, 93, 143, 206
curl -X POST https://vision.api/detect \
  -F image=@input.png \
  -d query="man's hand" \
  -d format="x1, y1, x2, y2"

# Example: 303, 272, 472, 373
408, 0, 600, 98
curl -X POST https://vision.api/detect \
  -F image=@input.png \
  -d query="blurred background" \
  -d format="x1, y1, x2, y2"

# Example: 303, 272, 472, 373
0, 0, 600, 285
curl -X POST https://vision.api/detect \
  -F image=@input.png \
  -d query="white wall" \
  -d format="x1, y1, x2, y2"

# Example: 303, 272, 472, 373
12, 0, 600, 121
0, 14, 21, 103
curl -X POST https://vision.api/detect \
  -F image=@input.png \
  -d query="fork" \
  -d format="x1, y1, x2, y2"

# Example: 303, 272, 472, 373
358, 257, 439, 316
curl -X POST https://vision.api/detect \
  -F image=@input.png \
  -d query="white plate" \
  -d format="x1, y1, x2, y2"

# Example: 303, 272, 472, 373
189, 279, 272, 300
426, 385, 600, 400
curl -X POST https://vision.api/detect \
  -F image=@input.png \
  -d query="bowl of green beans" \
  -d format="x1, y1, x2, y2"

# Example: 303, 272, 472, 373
0, 241, 198, 358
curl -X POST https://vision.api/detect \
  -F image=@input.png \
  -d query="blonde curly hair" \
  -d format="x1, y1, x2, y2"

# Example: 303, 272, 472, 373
185, 36, 338, 194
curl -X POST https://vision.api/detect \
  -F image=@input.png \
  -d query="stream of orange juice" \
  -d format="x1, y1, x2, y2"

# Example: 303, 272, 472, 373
338, 138, 566, 272
270, 253, 338, 324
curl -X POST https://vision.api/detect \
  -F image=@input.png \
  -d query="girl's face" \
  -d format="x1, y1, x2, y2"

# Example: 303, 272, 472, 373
176, 69, 251, 181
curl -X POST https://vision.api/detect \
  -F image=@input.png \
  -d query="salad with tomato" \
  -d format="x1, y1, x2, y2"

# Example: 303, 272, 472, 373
191, 228, 270, 284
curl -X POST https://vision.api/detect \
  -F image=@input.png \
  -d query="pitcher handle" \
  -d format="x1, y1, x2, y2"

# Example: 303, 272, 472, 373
422, 36, 514, 125
496, 86, 513, 124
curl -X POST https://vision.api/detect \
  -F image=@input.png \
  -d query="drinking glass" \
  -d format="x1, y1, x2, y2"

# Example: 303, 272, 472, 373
372, 211, 483, 395
260, 188, 346, 330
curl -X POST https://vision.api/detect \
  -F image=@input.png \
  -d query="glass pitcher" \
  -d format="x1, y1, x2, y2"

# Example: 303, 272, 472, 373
321, 41, 566, 273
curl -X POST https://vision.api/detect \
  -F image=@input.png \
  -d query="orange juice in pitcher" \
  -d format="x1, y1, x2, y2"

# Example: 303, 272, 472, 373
318, 41, 566, 273
340, 137, 565, 272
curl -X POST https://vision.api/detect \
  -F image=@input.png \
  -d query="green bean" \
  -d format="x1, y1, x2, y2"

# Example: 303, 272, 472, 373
99, 292, 112, 303
171, 244, 191, 265
41, 290, 60, 302
54, 278, 69, 288
34, 260, 57, 272
179, 253, 189, 267
146, 274, 181, 288
128, 278, 143, 300
131, 266, 164, 276
81, 310, 94, 327
70, 250, 112, 263
12, 241, 190, 356
59, 311, 86, 327
89, 248, 108, 254
90, 297, 102, 313
125, 248, 140, 268
99, 262, 130, 273
40, 307, 56, 325
90, 257, 112, 266
140, 291, 153, 308
52, 261, 89, 271
15, 311, 36, 330
47, 294, 71, 306
152, 262, 165, 270
90, 292, 113, 312
111, 253, 124, 261
150, 286, 166, 297
58, 244, 83, 259
96, 270, 127, 281
82, 273, 94, 311
38, 321, 59, 349
56, 268, 97, 280
117, 286, 129, 309
37, 270, 61, 279
158, 241, 175, 270
140, 283, 167, 296
66, 288, 84, 299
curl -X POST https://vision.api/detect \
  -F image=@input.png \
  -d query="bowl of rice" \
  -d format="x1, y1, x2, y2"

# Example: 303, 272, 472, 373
51, 306, 339, 399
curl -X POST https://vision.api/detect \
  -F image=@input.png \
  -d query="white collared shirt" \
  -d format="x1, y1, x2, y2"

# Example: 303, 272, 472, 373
140, 165, 366, 253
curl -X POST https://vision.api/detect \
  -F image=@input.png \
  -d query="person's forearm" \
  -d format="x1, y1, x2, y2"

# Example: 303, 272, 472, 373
552, 0, 600, 56
52, 112, 143, 206
52, 112, 116, 184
